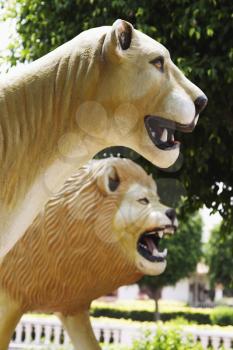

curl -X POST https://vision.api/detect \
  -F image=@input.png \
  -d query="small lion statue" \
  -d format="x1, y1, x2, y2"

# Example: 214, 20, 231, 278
0, 158, 177, 349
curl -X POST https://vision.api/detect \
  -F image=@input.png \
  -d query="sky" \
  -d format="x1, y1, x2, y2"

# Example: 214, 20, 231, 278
200, 207, 221, 243
0, 19, 11, 50
0, 4, 14, 52
0, 14, 222, 239
0, 10, 15, 72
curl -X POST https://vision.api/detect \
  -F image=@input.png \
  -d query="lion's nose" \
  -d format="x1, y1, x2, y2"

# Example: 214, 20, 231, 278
165, 208, 177, 224
194, 95, 208, 114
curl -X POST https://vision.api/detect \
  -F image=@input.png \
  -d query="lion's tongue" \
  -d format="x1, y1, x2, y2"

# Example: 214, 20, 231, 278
144, 237, 156, 254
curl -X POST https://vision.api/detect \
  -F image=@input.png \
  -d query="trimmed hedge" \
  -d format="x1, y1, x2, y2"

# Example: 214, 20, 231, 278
210, 307, 233, 326
91, 307, 211, 324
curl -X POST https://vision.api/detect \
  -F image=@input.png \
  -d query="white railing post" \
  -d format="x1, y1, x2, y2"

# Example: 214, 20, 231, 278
44, 324, 52, 345
223, 337, 232, 349
15, 322, 23, 343
34, 323, 42, 344
212, 336, 221, 349
199, 335, 209, 349
25, 323, 32, 344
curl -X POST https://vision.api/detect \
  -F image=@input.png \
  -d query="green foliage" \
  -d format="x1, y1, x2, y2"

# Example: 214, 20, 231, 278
206, 223, 233, 290
139, 212, 203, 295
1, 0, 233, 221
164, 316, 195, 326
210, 307, 233, 326
131, 328, 204, 350
91, 305, 211, 324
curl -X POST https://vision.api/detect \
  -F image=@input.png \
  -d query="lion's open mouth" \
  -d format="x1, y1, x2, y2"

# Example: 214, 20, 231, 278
144, 115, 197, 151
137, 226, 176, 262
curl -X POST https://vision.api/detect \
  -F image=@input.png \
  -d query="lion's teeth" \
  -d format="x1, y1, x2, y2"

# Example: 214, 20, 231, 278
164, 227, 174, 234
158, 231, 163, 238
153, 248, 168, 258
147, 231, 156, 236
163, 248, 168, 257
152, 131, 156, 137
153, 248, 158, 256
160, 129, 168, 142
159, 248, 168, 258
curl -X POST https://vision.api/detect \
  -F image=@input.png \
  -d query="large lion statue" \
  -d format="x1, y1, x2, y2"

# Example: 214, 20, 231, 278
0, 158, 177, 349
0, 19, 207, 259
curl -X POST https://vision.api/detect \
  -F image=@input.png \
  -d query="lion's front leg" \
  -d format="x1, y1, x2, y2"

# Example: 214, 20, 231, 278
0, 289, 22, 350
57, 310, 101, 350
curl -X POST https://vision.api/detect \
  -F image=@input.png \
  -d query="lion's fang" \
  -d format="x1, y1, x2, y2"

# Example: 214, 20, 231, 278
152, 248, 167, 258
158, 231, 163, 238
160, 128, 168, 142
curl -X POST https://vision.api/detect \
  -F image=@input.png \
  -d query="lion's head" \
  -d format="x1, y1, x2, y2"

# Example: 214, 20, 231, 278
92, 158, 178, 277
0, 158, 178, 312
94, 19, 208, 168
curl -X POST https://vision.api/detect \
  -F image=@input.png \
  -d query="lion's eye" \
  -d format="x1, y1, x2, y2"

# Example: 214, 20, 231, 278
138, 198, 150, 205
150, 56, 164, 72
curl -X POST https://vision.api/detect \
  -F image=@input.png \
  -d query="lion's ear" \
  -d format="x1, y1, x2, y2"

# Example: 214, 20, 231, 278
102, 19, 133, 62
97, 166, 120, 194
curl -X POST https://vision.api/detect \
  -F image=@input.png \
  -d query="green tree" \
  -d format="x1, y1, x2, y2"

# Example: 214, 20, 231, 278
206, 223, 233, 292
1, 0, 233, 222
139, 212, 203, 321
